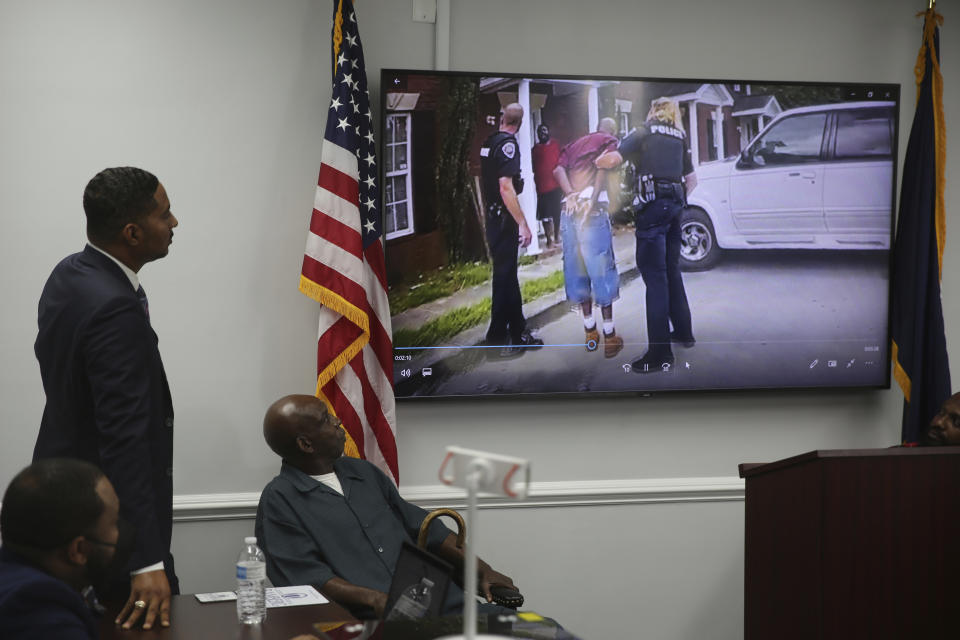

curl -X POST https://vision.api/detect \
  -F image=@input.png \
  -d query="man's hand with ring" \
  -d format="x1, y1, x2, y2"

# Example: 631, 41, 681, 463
116, 569, 172, 629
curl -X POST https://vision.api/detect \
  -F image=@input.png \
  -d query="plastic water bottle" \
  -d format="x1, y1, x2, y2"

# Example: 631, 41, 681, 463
386, 577, 434, 620
236, 536, 267, 624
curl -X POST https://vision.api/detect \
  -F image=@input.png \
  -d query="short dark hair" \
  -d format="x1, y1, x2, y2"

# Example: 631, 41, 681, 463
83, 167, 159, 243
0, 458, 106, 550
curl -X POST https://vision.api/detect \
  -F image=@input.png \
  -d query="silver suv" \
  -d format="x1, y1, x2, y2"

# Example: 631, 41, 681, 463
681, 101, 895, 270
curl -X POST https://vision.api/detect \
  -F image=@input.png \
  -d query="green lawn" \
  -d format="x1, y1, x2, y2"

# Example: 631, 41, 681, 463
388, 262, 491, 314
392, 269, 565, 349
388, 255, 542, 314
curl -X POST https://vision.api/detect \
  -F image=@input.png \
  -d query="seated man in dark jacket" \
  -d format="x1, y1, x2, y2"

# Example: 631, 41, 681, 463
0, 458, 131, 640
255, 394, 518, 619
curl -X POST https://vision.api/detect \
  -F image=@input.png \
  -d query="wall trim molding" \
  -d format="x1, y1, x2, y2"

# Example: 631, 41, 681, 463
172, 476, 745, 522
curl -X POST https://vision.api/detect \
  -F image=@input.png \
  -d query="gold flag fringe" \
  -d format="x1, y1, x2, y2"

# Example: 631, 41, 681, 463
892, 342, 911, 402
299, 274, 369, 461
319, 389, 362, 460
299, 275, 371, 391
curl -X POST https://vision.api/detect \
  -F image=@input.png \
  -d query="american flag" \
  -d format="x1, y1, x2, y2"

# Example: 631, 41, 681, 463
299, 0, 398, 482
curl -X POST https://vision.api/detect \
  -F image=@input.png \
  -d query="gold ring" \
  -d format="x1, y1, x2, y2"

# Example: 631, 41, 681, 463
134, 600, 147, 610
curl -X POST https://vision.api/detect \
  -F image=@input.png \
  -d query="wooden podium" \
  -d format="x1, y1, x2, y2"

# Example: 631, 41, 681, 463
739, 448, 960, 640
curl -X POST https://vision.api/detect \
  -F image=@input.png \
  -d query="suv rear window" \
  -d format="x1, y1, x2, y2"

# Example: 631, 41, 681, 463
834, 108, 893, 159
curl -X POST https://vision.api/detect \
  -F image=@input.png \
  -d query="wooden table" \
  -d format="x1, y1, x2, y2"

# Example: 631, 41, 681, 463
98, 595, 357, 640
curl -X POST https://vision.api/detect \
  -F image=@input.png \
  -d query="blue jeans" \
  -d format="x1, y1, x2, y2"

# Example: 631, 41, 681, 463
560, 208, 620, 307
635, 198, 692, 353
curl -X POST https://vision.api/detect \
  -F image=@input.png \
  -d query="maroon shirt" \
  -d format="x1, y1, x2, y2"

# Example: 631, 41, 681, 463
532, 140, 561, 194
557, 132, 619, 193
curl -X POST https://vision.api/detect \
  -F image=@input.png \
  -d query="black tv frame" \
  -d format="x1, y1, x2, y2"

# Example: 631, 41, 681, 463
380, 68, 899, 400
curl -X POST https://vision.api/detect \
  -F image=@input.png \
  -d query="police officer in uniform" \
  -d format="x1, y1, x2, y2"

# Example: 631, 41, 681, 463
480, 103, 543, 358
599, 97, 697, 372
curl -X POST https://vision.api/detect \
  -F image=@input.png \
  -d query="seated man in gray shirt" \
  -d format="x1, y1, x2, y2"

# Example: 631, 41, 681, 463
254, 394, 518, 619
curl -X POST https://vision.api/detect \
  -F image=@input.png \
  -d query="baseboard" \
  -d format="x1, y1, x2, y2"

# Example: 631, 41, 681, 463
172, 476, 745, 522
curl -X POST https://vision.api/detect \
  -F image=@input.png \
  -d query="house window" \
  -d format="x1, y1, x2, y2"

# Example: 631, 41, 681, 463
384, 113, 414, 240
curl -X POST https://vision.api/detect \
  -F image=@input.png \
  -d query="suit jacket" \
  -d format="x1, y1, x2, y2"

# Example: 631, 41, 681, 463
34, 245, 175, 576
0, 547, 99, 640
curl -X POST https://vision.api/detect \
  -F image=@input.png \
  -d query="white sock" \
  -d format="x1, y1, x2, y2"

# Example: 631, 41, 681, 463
603, 321, 615, 335
583, 316, 596, 330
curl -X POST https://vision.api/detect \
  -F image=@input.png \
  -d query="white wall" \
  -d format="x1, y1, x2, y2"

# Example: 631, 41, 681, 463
1, 1, 956, 638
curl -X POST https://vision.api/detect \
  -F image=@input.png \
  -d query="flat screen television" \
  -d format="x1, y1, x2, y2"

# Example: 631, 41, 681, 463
381, 69, 898, 398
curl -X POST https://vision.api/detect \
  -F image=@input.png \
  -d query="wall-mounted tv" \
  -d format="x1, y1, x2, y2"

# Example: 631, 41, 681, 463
381, 69, 898, 398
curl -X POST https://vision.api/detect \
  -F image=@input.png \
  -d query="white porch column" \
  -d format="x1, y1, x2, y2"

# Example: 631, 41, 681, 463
517, 79, 540, 255
714, 106, 724, 159
687, 101, 700, 167
587, 84, 599, 133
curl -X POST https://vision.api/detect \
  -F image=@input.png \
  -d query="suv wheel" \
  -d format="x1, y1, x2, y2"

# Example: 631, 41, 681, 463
679, 207, 721, 271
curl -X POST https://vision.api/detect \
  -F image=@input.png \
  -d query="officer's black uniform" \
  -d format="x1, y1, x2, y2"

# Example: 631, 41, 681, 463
618, 119, 695, 370
480, 130, 527, 347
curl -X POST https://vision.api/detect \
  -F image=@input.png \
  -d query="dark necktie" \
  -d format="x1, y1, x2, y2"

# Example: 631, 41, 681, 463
136, 285, 150, 323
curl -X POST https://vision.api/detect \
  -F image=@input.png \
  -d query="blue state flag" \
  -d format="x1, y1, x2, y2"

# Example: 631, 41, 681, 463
890, 8, 950, 445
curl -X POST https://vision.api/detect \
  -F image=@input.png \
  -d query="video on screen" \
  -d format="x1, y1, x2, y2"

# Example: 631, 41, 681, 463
381, 70, 898, 398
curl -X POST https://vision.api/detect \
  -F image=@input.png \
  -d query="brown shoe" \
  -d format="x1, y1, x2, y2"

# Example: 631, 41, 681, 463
585, 328, 599, 352
604, 331, 624, 358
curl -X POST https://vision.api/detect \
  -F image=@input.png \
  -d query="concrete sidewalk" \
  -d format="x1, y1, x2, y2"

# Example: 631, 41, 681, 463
391, 224, 637, 334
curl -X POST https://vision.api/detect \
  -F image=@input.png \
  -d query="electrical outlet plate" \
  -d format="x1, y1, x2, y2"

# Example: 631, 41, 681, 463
412, 0, 436, 23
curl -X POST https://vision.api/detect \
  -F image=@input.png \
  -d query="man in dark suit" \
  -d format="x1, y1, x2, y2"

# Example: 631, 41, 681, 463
0, 458, 131, 640
33, 166, 179, 630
